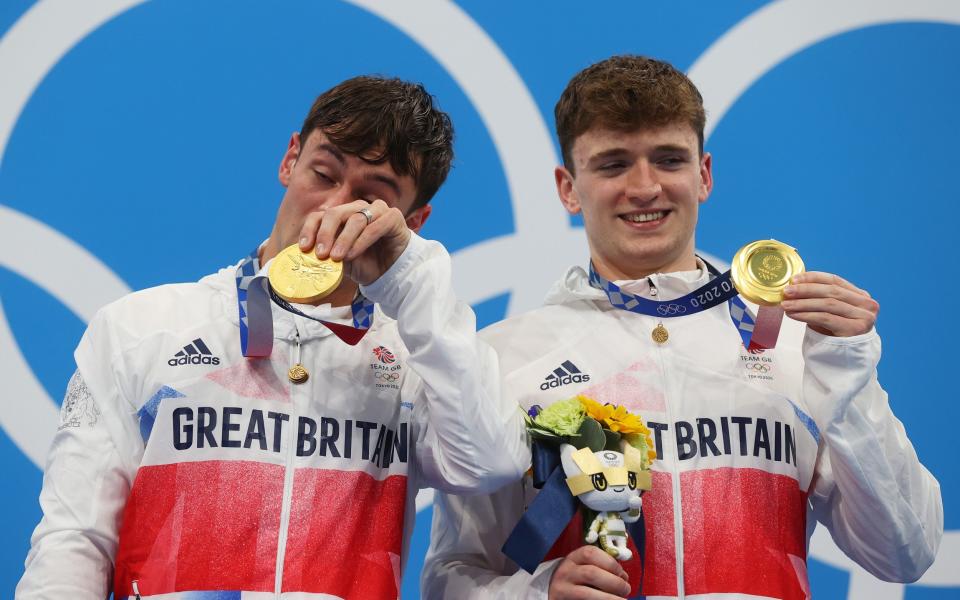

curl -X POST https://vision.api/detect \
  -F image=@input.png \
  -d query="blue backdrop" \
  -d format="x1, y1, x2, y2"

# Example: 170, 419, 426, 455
0, 1, 957, 598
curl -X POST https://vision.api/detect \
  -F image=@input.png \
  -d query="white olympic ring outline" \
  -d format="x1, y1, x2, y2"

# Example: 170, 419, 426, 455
656, 304, 687, 316
0, 0, 958, 593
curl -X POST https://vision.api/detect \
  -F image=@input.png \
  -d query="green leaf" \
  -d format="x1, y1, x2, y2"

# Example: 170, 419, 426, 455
574, 418, 605, 452
603, 429, 621, 451
528, 427, 561, 441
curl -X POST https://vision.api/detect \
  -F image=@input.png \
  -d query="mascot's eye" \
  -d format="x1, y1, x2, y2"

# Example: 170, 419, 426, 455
628, 472, 637, 490
591, 473, 608, 491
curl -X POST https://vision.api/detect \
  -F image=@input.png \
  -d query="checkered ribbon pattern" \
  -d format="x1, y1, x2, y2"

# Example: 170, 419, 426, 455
235, 248, 374, 357
588, 260, 757, 349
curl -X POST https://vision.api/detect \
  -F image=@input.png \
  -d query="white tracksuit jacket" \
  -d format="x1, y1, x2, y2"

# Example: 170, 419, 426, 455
17, 234, 528, 600
423, 263, 943, 600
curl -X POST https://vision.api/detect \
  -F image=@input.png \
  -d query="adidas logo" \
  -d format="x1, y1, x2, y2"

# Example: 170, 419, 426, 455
168, 338, 221, 366
540, 360, 590, 390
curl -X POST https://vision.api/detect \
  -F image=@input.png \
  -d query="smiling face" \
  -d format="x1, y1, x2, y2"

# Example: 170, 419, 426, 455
262, 129, 428, 261
556, 123, 713, 281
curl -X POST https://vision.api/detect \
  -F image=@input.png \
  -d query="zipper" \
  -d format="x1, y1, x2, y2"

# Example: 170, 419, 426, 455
273, 329, 302, 598
132, 580, 141, 600
647, 289, 686, 599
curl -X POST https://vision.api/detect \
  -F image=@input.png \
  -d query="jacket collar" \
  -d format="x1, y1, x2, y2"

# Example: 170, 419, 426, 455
545, 258, 712, 306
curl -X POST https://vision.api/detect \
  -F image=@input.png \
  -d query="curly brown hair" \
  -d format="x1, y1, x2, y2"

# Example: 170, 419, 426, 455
300, 76, 454, 209
555, 55, 705, 172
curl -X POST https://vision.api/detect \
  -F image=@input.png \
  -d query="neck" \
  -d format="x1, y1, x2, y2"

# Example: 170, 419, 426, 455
591, 253, 699, 282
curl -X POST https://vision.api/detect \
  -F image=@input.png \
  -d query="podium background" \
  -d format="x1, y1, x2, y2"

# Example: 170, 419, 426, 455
1, 1, 957, 597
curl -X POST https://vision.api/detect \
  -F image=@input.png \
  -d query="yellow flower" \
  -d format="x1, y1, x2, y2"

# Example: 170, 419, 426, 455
577, 395, 608, 422
577, 396, 650, 434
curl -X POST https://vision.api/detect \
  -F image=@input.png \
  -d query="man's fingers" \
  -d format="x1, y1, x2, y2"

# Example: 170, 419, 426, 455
297, 211, 326, 252
790, 271, 870, 298
568, 546, 628, 580
781, 297, 875, 321
345, 206, 406, 261
311, 199, 372, 259
570, 565, 632, 597
550, 546, 633, 600
329, 212, 370, 261
783, 283, 879, 322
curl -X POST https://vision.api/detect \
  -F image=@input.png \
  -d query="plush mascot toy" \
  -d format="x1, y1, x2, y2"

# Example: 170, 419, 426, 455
560, 442, 647, 560
506, 394, 654, 566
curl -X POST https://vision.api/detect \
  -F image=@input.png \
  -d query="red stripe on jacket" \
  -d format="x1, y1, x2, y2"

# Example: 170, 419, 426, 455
113, 461, 407, 599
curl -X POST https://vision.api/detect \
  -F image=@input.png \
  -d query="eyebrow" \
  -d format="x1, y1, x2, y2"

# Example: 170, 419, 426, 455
651, 144, 693, 156
587, 148, 630, 164
366, 173, 401, 198
315, 143, 346, 166
313, 142, 402, 198
586, 144, 693, 166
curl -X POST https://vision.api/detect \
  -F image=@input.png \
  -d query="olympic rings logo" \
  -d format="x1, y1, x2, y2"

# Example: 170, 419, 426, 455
656, 304, 687, 316
745, 363, 771, 373
374, 371, 400, 381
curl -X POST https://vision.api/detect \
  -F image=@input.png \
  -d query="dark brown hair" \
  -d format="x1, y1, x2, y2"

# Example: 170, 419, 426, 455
300, 76, 454, 208
555, 55, 705, 172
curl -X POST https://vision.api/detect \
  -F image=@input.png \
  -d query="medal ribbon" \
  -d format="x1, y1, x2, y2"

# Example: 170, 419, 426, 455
235, 249, 374, 357
588, 261, 760, 349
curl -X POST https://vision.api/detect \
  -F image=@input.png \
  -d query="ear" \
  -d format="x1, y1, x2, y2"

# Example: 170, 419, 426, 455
698, 152, 713, 205
560, 443, 580, 477
405, 204, 431, 233
278, 132, 301, 187
555, 166, 581, 215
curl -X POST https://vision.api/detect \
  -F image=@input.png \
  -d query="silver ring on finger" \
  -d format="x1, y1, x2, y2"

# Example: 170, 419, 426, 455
356, 207, 374, 225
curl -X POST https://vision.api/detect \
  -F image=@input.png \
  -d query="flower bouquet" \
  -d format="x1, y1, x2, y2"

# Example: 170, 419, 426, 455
524, 395, 655, 561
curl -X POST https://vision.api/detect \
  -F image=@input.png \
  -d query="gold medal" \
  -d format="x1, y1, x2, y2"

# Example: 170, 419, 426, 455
268, 244, 343, 304
288, 363, 309, 384
652, 323, 669, 344
731, 239, 805, 306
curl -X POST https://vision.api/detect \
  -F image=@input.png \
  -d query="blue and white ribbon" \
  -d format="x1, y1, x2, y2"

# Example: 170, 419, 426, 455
589, 260, 757, 349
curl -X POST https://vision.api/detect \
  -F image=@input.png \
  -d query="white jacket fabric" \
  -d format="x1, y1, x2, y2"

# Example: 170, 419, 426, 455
423, 263, 943, 600
17, 234, 528, 600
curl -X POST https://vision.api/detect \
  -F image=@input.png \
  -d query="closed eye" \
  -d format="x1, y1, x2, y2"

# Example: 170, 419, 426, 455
597, 162, 627, 173
657, 156, 686, 168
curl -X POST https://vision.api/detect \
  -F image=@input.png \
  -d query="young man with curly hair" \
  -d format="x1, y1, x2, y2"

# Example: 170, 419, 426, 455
423, 55, 942, 600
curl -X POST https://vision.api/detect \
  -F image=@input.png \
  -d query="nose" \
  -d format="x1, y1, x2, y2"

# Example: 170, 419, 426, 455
625, 161, 661, 203
320, 185, 356, 210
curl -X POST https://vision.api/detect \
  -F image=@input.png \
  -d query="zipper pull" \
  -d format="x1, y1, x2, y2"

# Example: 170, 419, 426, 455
132, 580, 142, 600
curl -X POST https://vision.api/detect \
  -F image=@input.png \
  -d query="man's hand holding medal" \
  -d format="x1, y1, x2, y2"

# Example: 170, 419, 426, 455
782, 271, 879, 338
297, 198, 413, 287
731, 240, 879, 347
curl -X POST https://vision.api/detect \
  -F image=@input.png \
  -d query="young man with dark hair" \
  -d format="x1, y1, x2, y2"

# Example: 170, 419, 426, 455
17, 75, 527, 599
423, 55, 942, 599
